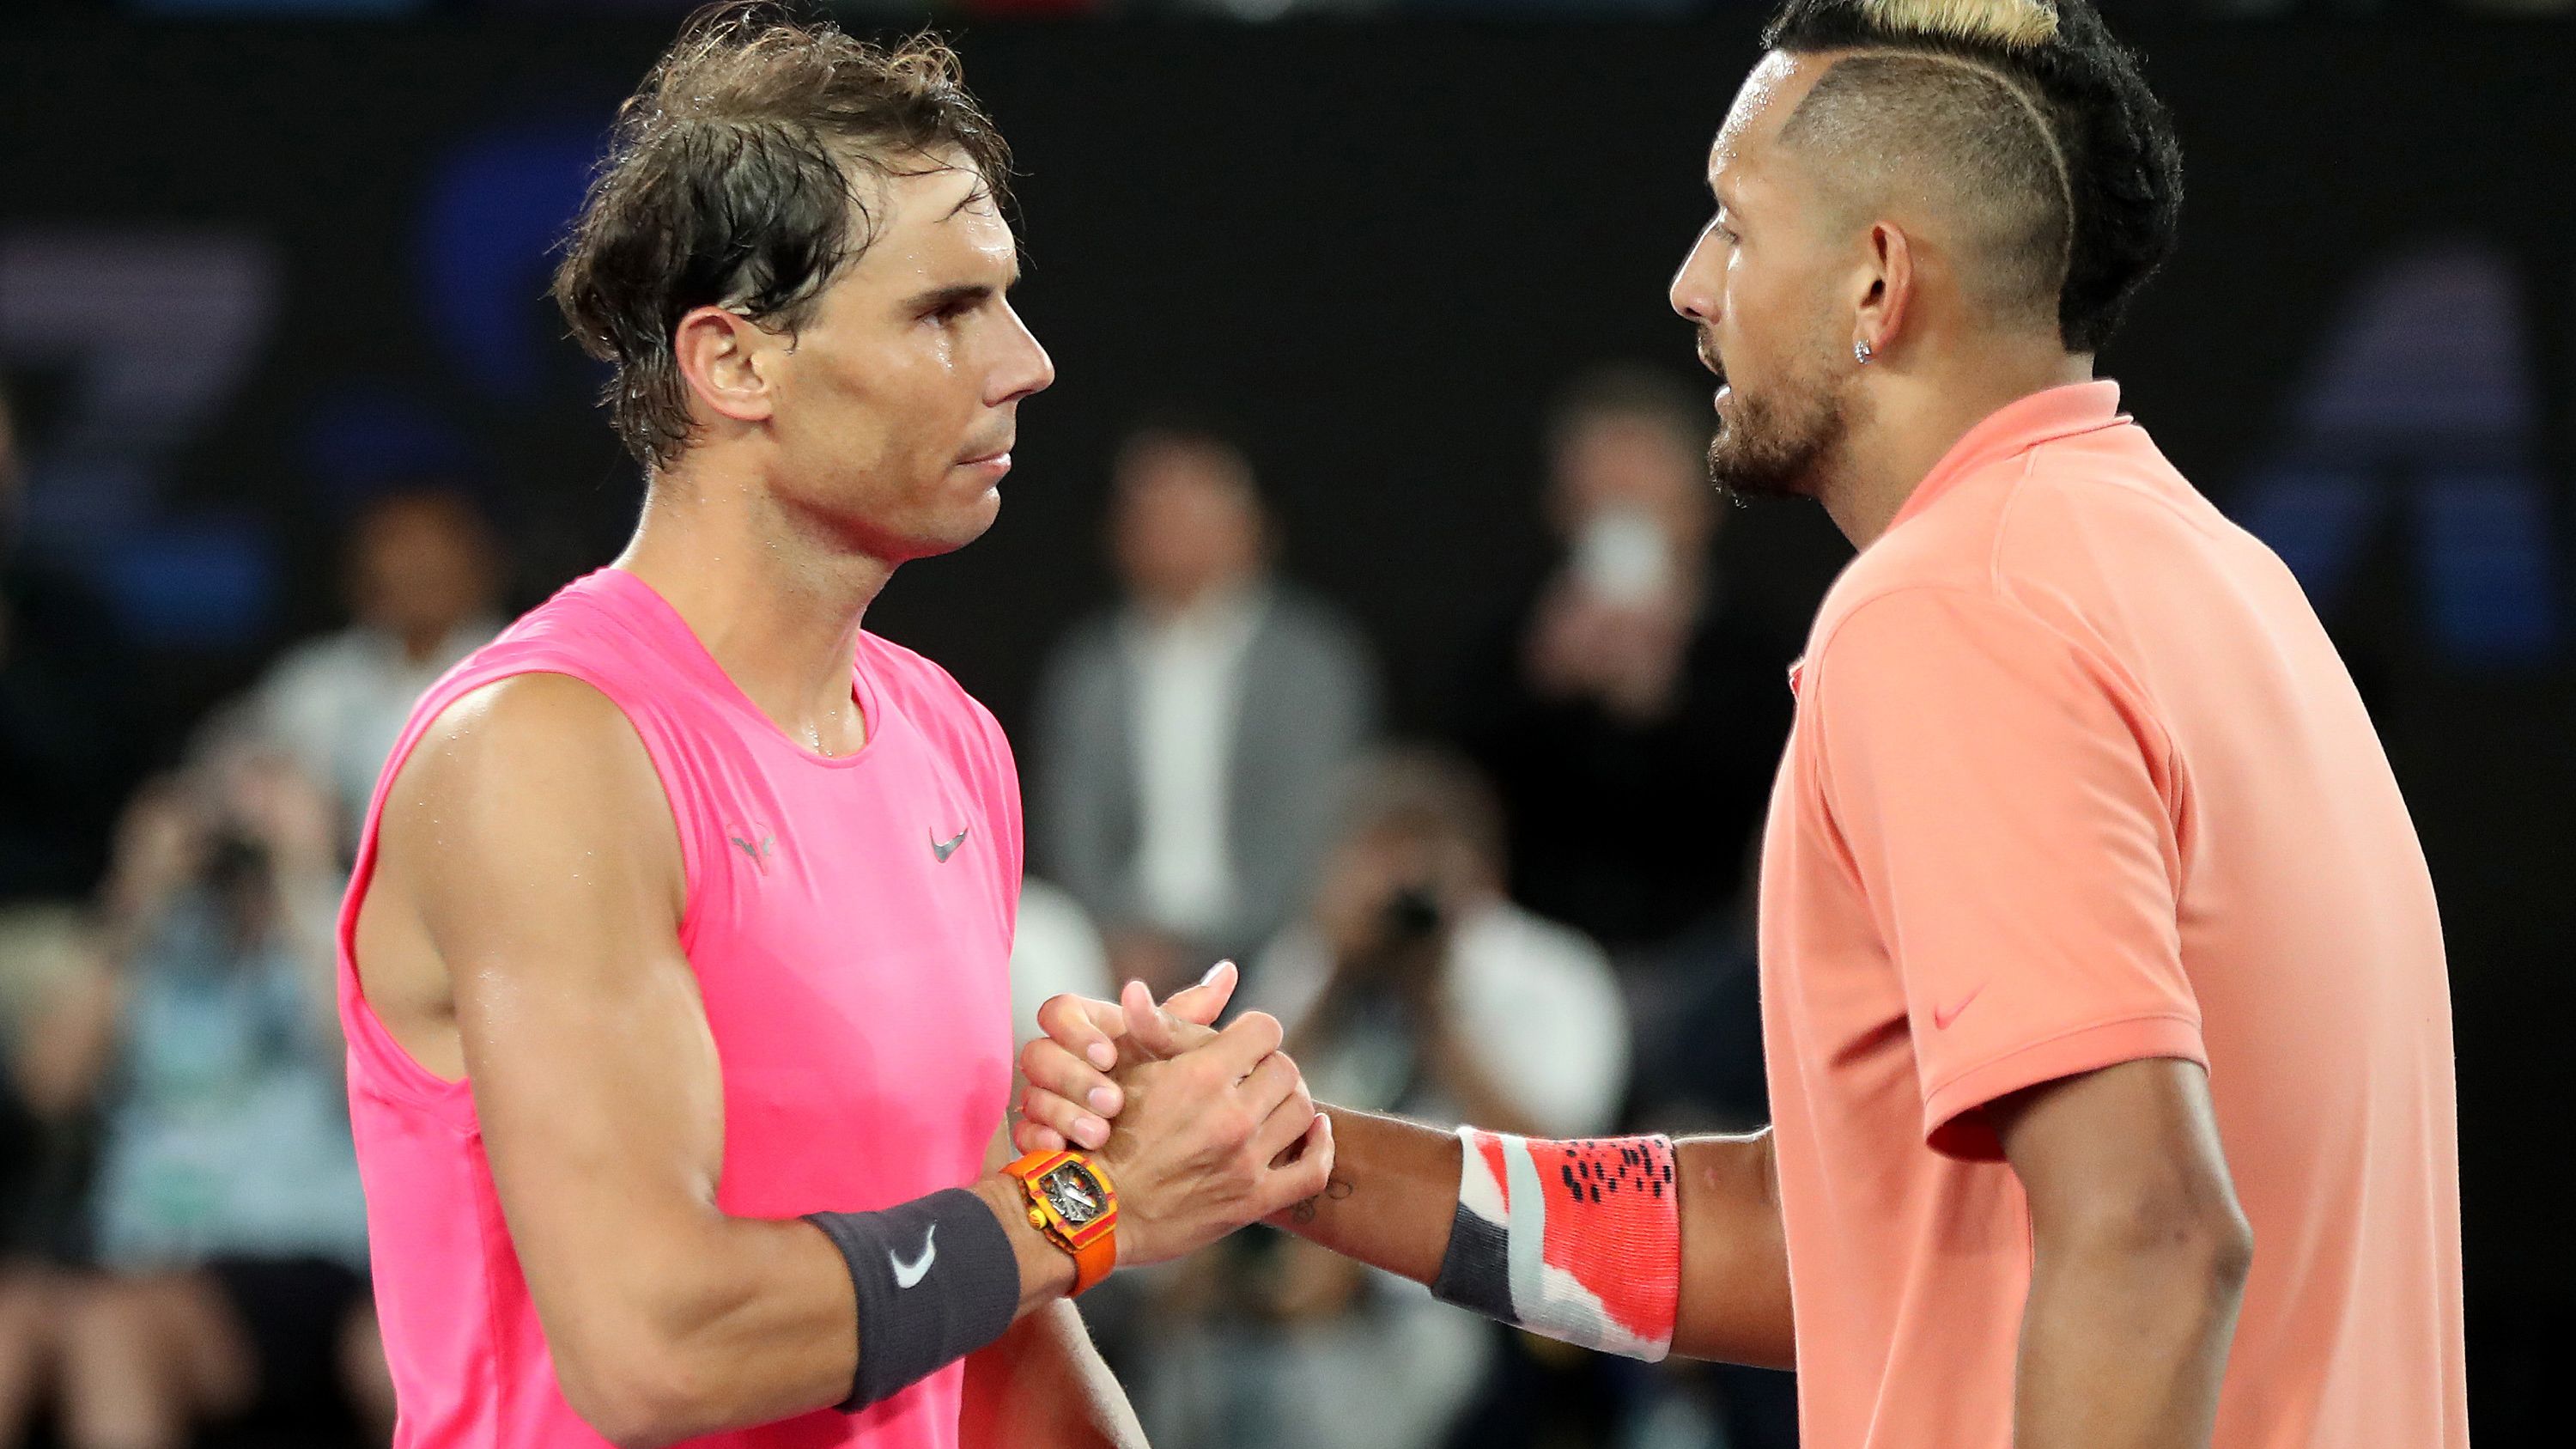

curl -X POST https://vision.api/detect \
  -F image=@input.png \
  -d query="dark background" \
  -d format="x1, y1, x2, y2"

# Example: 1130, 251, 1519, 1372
4, 14, 2569, 1437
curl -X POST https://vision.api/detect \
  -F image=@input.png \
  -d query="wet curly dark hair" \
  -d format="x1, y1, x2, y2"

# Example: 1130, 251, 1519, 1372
552, 5, 1012, 471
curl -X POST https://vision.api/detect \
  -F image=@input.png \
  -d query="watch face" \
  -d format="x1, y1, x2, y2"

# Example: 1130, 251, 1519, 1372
1038, 1162, 1106, 1227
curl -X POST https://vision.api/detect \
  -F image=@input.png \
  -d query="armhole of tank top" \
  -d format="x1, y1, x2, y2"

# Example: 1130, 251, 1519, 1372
337, 660, 712, 1122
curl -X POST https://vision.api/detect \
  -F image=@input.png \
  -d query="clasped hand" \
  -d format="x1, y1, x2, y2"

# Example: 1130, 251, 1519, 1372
1016, 965, 1328, 1269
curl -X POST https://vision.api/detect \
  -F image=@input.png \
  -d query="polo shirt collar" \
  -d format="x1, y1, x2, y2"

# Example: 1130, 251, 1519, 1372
1884, 379, 2128, 535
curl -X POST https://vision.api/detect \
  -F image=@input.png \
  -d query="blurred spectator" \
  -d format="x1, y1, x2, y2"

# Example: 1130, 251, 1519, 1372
1008, 878, 1115, 1050
1036, 419, 1378, 989
1457, 365, 1794, 954
0, 389, 142, 904
1, 904, 112, 1447
42, 752, 390, 1449
246, 487, 501, 849
1127, 747, 1626, 1449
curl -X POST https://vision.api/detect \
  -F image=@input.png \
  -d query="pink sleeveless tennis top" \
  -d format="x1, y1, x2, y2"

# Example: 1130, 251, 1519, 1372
337, 567, 1020, 1449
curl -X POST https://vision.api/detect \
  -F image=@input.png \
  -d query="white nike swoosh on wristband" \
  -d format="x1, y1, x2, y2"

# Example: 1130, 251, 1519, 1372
891, 1226, 938, 1289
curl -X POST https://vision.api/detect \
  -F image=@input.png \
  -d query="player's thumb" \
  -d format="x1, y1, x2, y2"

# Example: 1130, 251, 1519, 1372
1161, 959, 1237, 1028
1121, 977, 1190, 1059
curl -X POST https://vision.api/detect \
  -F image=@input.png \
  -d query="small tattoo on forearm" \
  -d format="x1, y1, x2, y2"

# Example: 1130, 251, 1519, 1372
1289, 1175, 1356, 1224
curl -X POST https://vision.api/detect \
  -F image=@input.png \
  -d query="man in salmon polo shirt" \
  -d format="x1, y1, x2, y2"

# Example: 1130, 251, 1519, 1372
337, 10, 1332, 1449
1012, 2, 2469, 1446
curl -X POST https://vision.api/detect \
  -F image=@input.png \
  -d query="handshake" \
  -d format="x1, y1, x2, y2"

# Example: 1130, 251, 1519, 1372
1008, 962, 1332, 1273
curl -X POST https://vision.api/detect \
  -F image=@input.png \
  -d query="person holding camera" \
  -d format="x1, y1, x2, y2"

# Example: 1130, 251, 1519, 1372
47, 750, 392, 1449
1122, 749, 1627, 1449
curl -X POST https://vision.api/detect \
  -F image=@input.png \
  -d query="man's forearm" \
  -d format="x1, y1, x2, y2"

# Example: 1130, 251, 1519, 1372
1670, 1129, 1795, 1369
2014, 1226, 2251, 1448
573, 1178, 1077, 1445
1271, 1107, 1462, 1282
960, 1300, 1147, 1449
1273, 1110, 1795, 1370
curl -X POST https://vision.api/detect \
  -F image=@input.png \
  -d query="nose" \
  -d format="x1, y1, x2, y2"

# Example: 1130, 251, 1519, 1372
1669, 219, 1723, 326
993, 301, 1056, 406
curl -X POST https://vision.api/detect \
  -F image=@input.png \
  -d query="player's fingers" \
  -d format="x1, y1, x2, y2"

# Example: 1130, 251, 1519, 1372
1115, 980, 1224, 1064
1018, 1081, 1110, 1153
1036, 992, 1127, 1072
1013, 1117, 1066, 1156
1203, 1008, 1287, 1081
1160, 959, 1238, 1028
1118, 979, 1188, 1061
1261, 1113, 1336, 1215
1253, 1074, 1317, 1165
1235, 1049, 1303, 1123
1018, 1037, 1124, 1119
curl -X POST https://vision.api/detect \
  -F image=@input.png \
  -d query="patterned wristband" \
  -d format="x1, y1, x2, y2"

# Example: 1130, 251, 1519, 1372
1428, 1128, 1682, 1361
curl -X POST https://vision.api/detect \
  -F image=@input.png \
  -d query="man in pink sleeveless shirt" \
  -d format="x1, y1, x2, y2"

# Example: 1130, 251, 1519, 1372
338, 13, 1331, 1449
1016, 3, 2467, 1447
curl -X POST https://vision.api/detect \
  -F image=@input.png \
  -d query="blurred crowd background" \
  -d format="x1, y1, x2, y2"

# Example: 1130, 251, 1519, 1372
3, 4, 2570, 1448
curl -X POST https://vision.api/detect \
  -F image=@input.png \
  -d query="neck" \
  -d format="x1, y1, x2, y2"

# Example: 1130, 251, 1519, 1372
1819, 337, 2093, 549
399, 624, 457, 667
616, 457, 892, 756
1138, 572, 1255, 624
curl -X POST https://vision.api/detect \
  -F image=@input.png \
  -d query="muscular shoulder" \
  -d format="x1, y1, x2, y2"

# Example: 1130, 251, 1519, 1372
380, 672, 684, 916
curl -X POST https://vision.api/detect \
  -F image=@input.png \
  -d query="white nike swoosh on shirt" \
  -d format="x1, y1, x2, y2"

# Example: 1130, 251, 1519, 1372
891, 1225, 938, 1288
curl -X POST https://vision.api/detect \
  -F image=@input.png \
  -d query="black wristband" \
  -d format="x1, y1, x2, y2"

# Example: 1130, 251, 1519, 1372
805, 1188, 1021, 1412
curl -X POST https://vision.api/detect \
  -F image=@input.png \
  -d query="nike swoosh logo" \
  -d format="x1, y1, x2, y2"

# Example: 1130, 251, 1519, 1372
729, 834, 775, 874
1932, 983, 1988, 1031
931, 827, 969, 863
891, 1224, 938, 1288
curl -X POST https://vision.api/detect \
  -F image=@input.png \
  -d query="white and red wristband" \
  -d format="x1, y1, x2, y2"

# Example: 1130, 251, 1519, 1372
1427, 1127, 1683, 1361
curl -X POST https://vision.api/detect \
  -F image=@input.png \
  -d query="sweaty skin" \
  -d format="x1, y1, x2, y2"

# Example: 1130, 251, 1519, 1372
352, 161, 1330, 1449
1017, 46, 2256, 1449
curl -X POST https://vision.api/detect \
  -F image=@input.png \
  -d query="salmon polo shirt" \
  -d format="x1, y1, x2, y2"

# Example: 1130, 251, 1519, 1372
1757, 381, 2467, 1449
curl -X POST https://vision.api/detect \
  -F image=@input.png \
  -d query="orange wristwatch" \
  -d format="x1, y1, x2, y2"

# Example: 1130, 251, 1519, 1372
1003, 1148, 1119, 1296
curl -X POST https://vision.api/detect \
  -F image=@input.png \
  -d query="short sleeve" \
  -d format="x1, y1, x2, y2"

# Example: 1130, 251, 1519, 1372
1812, 588, 2204, 1160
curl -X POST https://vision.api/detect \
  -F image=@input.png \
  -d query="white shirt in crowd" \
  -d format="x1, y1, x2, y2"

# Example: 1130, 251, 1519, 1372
1119, 586, 1263, 941
1249, 897, 1631, 1139
1009, 877, 1116, 1048
253, 618, 498, 841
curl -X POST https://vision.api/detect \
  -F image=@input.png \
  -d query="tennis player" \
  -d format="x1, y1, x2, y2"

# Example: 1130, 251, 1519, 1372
338, 13, 1326, 1449
1015, 3, 2467, 1446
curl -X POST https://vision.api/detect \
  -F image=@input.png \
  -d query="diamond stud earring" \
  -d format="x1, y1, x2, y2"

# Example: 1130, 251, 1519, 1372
1854, 339, 1874, 364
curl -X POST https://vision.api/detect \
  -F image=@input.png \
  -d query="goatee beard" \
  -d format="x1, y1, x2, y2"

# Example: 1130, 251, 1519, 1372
1707, 387, 1846, 506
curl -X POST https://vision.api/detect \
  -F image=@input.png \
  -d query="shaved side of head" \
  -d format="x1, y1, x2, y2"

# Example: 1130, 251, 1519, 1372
1763, 0, 2184, 353
1777, 51, 2073, 335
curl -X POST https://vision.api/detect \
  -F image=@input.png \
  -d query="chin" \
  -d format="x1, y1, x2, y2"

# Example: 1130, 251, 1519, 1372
907, 493, 1003, 560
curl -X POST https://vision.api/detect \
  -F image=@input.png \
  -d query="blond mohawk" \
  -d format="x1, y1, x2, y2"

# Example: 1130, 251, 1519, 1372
1858, 0, 2059, 49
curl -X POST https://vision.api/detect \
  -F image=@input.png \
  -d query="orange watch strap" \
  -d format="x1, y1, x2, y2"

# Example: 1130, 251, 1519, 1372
1070, 1229, 1115, 1296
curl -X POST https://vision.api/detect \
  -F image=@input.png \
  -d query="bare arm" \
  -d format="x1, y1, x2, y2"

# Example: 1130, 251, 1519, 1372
960, 1129, 1148, 1449
962, 1303, 1145, 1449
1990, 1057, 2253, 1449
379, 675, 1081, 1446
1017, 988, 1797, 1369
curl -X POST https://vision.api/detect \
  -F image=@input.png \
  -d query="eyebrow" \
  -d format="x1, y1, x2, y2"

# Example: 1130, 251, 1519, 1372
899, 277, 1012, 314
